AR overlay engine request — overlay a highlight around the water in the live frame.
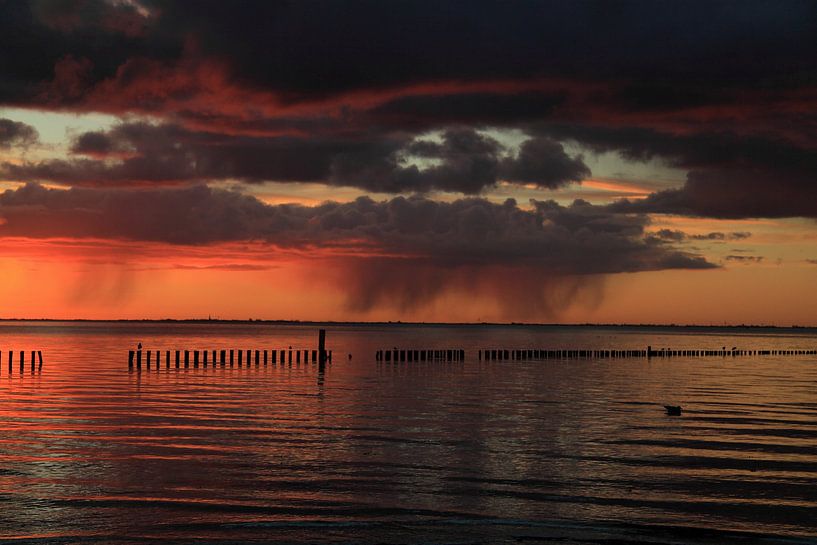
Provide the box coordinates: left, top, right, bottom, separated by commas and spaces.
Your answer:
1, 322, 816, 544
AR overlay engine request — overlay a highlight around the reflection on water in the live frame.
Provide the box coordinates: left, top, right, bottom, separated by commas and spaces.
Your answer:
0, 322, 816, 543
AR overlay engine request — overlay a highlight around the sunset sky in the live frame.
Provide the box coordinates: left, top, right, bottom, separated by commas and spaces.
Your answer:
1, 0, 816, 324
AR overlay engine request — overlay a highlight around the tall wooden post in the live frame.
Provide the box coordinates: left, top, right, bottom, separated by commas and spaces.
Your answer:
318, 329, 327, 369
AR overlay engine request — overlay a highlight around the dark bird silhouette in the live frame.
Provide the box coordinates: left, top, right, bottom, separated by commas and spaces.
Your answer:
664, 405, 682, 416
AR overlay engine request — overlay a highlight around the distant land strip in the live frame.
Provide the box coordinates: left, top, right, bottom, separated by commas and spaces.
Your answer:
0, 318, 816, 330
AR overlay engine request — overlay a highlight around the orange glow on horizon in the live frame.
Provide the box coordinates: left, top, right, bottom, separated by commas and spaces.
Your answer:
0, 233, 815, 325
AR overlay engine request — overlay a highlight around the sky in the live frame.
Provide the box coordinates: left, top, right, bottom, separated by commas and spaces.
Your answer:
1, 0, 816, 324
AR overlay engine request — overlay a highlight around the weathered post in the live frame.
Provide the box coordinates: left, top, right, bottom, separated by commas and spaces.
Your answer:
147, 350, 152, 370
318, 329, 326, 369
166, 350, 170, 368
193, 350, 199, 368
129, 350, 134, 370
30, 351, 35, 372
136, 349, 142, 371
37, 351, 43, 371
175, 350, 180, 368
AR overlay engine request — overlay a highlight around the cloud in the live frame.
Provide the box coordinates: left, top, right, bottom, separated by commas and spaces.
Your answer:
1, 1, 816, 216
0, 118, 39, 148
725, 255, 763, 263
649, 229, 752, 242
0, 182, 719, 317
0, 183, 715, 275
3, 124, 590, 193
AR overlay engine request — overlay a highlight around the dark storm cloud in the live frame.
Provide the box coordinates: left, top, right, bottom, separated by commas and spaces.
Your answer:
4, 124, 589, 193
2, 1, 815, 105
649, 229, 752, 242
366, 91, 565, 131
0, 182, 714, 273
610, 167, 817, 219
1, 0, 816, 215
725, 255, 764, 263
0, 118, 38, 148
0, 0, 177, 105
540, 124, 817, 218
142, 0, 817, 98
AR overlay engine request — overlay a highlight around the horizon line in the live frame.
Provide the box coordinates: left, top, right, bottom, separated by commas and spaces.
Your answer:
0, 318, 815, 329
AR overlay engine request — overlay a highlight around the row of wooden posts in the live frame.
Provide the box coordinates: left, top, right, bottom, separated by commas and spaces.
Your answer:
479, 346, 817, 361
128, 329, 331, 371
375, 349, 465, 362
0, 350, 44, 373
128, 347, 332, 370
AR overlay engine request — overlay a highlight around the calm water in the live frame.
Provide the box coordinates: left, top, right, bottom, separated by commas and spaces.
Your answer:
0, 322, 816, 544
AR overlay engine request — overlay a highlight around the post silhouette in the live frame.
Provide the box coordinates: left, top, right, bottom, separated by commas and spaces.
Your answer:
318, 329, 327, 370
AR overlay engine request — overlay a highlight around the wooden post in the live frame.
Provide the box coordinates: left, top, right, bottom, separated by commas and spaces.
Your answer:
264, 350, 268, 366
230, 349, 234, 366
184, 350, 189, 368
193, 350, 199, 368
318, 329, 326, 368
271, 350, 276, 364
255, 350, 260, 366
129, 350, 134, 370
238, 349, 243, 366
30, 350, 35, 371
20, 350, 24, 372
147, 350, 152, 369
166, 350, 170, 368
175, 350, 180, 368
8, 350, 12, 373
136, 349, 142, 371
37, 351, 43, 371
220, 349, 226, 366
203, 350, 208, 367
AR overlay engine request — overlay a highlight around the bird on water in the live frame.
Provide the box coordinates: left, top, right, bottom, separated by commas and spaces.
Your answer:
664, 405, 682, 416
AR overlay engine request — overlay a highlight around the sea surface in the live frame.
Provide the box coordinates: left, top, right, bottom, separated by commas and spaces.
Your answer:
0, 321, 815, 544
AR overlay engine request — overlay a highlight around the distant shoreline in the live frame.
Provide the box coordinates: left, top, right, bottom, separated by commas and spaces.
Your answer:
0, 318, 815, 331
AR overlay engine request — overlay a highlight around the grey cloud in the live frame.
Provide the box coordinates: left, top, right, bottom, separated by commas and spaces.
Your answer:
725, 255, 763, 263
0, 183, 715, 275
650, 229, 753, 242
4, 124, 590, 194
0, 118, 39, 148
